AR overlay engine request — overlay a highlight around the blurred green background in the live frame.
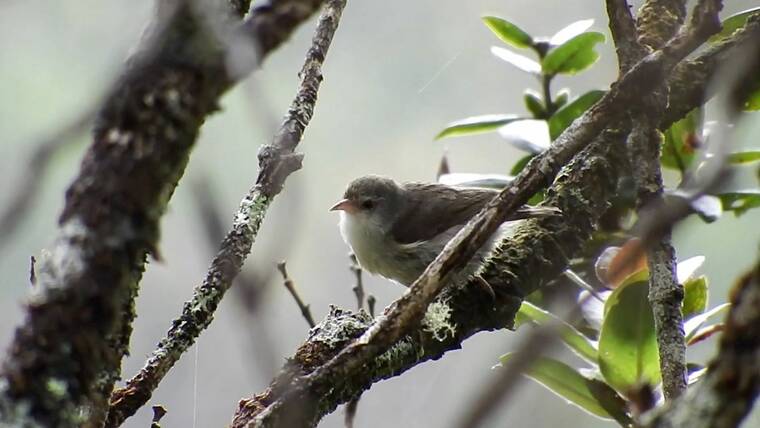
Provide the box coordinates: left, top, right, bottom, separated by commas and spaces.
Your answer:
1, 1, 759, 427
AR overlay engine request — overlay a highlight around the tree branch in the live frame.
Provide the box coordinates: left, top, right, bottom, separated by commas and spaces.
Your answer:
0, 1, 327, 427
104, 0, 347, 425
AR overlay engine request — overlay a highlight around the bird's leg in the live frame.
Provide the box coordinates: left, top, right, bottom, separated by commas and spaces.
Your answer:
474, 274, 496, 301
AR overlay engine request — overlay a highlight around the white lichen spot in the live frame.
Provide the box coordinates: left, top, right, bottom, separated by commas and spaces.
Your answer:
165, 89, 181, 107
31, 219, 92, 297
46, 378, 68, 399
106, 128, 130, 146
234, 193, 268, 232
375, 337, 418, 367
421, 299, 456, 341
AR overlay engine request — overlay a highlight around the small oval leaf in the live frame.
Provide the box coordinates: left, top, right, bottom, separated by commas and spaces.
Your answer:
662, 108, 702, 171
482, 16, 534, 49
684, 303, 730, 340
718, 190, 760, 216
491, 46, 542, 75
524, 89, 546, 119
516, 302, 598, 362
435, 114, 522, 140
497, 119, 551, 153
510, 154, 534, 175
599, 280, 661, 392
548, 90, 606, 140
708, 8, 760, 44
676, 255, 706, 284
438, 173, 513, 189
682, 275, 708, 320
542, 32, 605, 75
728, 151, 760, 164
550, 19, 595, 46
499, 354, 631, 423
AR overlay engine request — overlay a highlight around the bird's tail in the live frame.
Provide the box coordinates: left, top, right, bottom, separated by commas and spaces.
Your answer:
509, 205, 562, 220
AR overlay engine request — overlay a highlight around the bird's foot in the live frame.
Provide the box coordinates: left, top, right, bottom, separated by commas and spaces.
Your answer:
474, 275, 496, 301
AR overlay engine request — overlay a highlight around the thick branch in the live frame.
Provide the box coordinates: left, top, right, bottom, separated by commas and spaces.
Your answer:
637, 0, 687, 49
104, 1, 347, 426
0, 1, 326, 427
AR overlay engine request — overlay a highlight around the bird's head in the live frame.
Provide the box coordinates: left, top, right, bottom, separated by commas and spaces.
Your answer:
330, 175, 404, 233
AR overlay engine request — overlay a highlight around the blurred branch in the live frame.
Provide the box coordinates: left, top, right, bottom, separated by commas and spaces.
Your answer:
0, 0, 328, 426
105, 0, 347, 425
190, 177, 281, 376
0, 112, 91, 253
279, 261, 316, 328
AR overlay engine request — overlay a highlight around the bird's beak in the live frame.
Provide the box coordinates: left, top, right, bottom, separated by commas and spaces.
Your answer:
330, 198, 357, 213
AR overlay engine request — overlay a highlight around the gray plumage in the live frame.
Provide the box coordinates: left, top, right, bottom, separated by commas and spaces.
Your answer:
333, 175, 558, 287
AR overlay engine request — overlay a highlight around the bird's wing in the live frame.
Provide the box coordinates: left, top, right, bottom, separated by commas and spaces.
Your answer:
391, 183, 560, 245
390, 183, 497, 244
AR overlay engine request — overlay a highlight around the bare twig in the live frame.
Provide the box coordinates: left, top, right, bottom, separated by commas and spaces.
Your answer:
0, 112, 92, 253
349, 253, 365, 311
279, 261, 316, 328
29, 256, 37, 287
606, 0, 647, 72
150, 405, 167, 428
366, 295, 376, 318
104, 1, 346, 425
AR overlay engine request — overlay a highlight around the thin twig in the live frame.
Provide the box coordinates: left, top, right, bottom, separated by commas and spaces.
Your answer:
279, 261, 315, 328
104, 0, 344, 426
27, 256, 37, 287
366, 295, 376, 318
349, 253, 365, 311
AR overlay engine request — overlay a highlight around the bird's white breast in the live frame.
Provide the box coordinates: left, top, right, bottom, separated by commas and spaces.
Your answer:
338, 212, 423, 285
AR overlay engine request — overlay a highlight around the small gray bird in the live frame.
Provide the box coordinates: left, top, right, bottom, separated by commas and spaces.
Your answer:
330, 175, 559, 289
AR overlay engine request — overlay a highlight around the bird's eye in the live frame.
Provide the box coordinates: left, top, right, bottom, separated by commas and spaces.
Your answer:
361, 199, 375, 210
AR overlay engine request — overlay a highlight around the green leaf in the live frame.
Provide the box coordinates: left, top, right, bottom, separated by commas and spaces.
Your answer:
708, 8, 760, 44
599, 279, 661, 392
438, 173, 512, 189
661, 108, 701, 171
684, 303, 730, 341
554, 89, 570, 109
499, 354, 630, 423
718, 190, 760, 216
482, 16, 534, 49
743, 88, 760, 111
728, 151, 760, 164
510, 154, 534, 175
682, 276, 708, 320
435, 114, 522, 140
542, 32, 605, 75
524, 90, 546, 119
548, 90, 605, 140
491, 46, 542, 75
515, 302, 598, 362
550, 19, 595, 46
